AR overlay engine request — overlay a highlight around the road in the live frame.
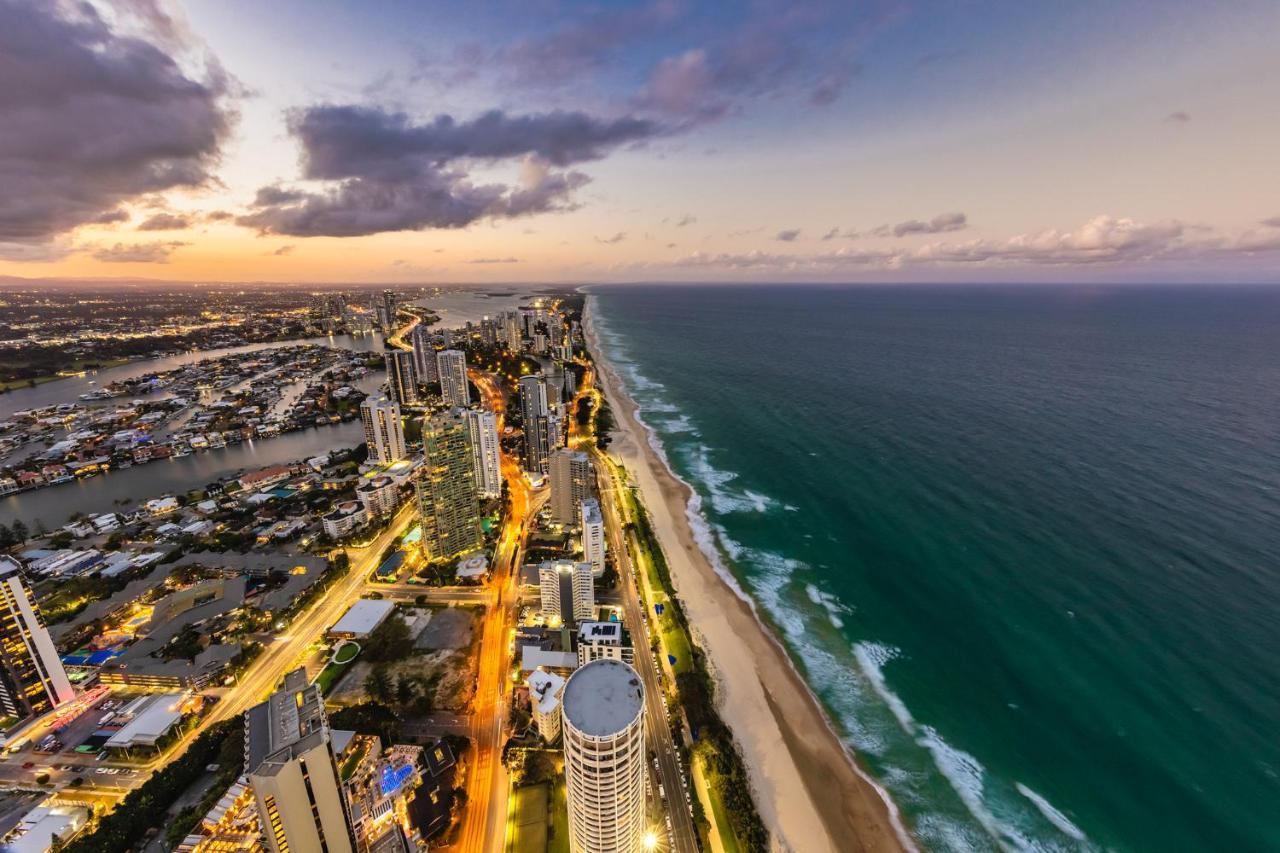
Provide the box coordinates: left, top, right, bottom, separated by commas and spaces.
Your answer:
579, 362, 701, 853
456, 369, 545, 853
4, 502, 419, 804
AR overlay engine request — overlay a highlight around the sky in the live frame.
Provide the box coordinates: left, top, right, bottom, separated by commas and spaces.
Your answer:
1, 0, 1278, 284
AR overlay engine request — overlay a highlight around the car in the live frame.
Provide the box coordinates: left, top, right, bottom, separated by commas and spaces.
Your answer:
21, 761, 34, 769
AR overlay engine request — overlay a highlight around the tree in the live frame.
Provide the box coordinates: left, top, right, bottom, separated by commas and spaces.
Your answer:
395, 676, 417, 707
363, 613, 412, 662
0, 523, 13, 548
11, 520, 28, 544
365, 666, 393, 703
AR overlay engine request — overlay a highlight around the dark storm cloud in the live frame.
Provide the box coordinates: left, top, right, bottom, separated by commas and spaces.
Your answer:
240, 105, 653, 237
0, 0, 233, 253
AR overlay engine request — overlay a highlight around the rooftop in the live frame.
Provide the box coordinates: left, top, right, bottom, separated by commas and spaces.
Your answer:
561, 659, 644, 737
330, 598, 395, 636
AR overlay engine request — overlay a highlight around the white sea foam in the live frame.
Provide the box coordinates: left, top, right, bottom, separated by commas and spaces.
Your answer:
916, 727, 1041, 853
659, 414, 698, 434
1015, 784, 1088, 843
683, 443, 782, 514
854, 642, 916, 733
805, 582, 853, 629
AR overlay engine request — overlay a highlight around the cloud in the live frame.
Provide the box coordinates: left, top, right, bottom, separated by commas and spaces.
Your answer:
468, 257, 519, 264
91, 241, 189, 263
91, 209, 131, 225
497, 0, 684, 86
1261, 216, 1280, 228
204, 210, 234, 222
596, 232, 627, 244
0, 1, 234, 249
676, 214, 697, 227
886, 211, 968, 237
1165, 111, 1191, 124
239, 105, 657, 237
270, 244, 294, 256
137, 212, 192, 231
775, 229, 801, 242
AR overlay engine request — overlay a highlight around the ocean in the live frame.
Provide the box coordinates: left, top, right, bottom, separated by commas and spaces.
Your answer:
588, 284, 1280, 852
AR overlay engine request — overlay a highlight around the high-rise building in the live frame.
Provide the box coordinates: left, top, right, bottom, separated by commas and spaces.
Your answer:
550, 449, 592, 526
561, 660, 646, 853
519, 375, 550, 474
436, 349, 470, 407
561, 368, 577, 400
245, 669, 355, 853
417, 413, 483, 560
538, 560, 594, 625
502, 312, 522, 350
0, 558, 74, 724
380, 290, 397, 331
410, 325, 438, 384
547, 410, 566, 451
386, 350, 420, 406
464, 409, 502, 499
580, 499, 606, 579
360, 395, 406, 464
480, 316, 498, 347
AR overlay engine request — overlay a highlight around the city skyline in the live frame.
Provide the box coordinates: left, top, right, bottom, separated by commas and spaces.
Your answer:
2, 0, 1278, 285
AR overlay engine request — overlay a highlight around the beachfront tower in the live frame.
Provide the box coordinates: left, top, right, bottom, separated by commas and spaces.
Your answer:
561, 660, 646, 853
580, 499, 606, 579
417, 412, 483, 560
360, 394, 406, 465
245, 668, 355, 853
464, 409, 502, 499
538, 560, 594, 625
386, 349, 420, 407
550, 449, 592, 527
437, 349, 470, 407
0, 558, 75, 725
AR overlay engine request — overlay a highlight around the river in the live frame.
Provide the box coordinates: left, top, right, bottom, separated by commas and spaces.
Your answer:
0, 333, 387, 529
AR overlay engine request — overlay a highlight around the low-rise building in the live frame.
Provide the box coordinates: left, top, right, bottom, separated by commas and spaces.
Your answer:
328, 599, 395, 639
1, 801, 89, 853
527, 668, 567, 743
357, 475, 400, 518
322, 500, 368, 539
105, 693, 187, 749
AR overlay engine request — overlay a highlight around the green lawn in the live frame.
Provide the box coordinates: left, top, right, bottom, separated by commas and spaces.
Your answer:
549, 778, 570, 853
701, 763, 743, 853
510, 783, 549, 853
315, 654, 355, 695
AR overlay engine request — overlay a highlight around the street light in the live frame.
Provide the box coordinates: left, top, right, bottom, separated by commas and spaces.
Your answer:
643, 831, 659, 850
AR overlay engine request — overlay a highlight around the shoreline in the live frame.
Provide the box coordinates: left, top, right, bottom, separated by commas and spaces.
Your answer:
584, 295, 912, 853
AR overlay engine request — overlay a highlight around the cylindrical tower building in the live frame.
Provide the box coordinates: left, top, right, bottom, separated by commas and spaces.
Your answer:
561, 659, 646, 852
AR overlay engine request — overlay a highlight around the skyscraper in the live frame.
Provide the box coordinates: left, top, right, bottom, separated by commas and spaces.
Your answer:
410, 325, 438, 384
360, 395, 406, 465
580, 499, 606, 579
502, 312, 522, 350
538, 560, 594, 625
561, 660, 646, 853
245, 668, 355, 853
547, 410, 566, 451
380, 289, 397, 331
436, 349, 470, 407
464, 409, 502, 499
386, 349, 420, 406
417, 413, 483, 560
550, 449, 592, 526
0, 558, 74, 725
519, 374, 550, 474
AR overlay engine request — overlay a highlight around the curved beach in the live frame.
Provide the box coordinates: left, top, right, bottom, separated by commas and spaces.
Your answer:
585, 296, 911, 853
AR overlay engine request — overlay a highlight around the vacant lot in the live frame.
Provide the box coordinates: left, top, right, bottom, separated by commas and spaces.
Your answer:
413, 606, 475, 650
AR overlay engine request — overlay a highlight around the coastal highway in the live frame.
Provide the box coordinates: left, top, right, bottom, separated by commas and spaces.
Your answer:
578, 363, 700, 853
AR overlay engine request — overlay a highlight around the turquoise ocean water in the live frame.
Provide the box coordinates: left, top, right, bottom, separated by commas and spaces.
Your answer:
589, 284, 1280, 852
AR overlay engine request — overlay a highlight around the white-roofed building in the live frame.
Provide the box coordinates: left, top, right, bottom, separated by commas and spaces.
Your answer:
105, 693, 186, 749
328, 599, 395, 639
527, 668, 567, 743
1, 802, 89, 853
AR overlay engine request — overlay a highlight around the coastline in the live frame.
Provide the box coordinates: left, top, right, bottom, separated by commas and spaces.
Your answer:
584, 295, 912, 853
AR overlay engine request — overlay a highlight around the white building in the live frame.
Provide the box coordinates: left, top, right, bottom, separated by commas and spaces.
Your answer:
2, 802, 89, 853
356, 475, 400, 518
105, 693, 186, 749
580, 499, 606, 579
328, 599, 395, 639
246, 669, 354, 853
561, 660, 646, 853
464, 409, 502, 498
527, 668, 567, 744
436, 349, 470, 407
550, 449, 592, 527
0, 560, 75, 723
322, 501, 367, 539
360, 395, 406, 465
539, 560, 594, 625
577, 621, 634, 667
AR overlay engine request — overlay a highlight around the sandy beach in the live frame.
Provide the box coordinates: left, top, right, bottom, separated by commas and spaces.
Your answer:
585, 298, 912, 853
